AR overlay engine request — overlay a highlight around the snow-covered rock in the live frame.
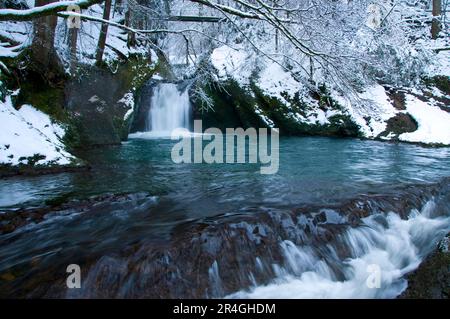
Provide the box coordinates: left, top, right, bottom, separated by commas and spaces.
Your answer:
210, 45, 252, 86
256, 62, 299, 99
210, 52, 450, 146
0, 96, 76, 166
336, 85, 398, 139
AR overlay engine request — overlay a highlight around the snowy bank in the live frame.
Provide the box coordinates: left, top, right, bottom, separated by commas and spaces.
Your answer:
209, 46, 353, 130
210, 45, 450, 146
333, 85, 398, 139
399, 94, 450, 145
0, 96, 76, 167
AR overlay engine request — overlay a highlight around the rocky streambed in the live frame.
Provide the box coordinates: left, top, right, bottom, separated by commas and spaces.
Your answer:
1, 178, 449, 298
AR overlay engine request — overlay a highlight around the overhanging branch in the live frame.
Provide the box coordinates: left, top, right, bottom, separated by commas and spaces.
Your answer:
0, 0, 103, 21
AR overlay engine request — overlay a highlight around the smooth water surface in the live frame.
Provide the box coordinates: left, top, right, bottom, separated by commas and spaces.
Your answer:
1, 137, 450, 212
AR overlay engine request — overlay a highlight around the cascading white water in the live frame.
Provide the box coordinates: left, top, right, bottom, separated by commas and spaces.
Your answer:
147, 83, 191, 135
227, 200, 450, 299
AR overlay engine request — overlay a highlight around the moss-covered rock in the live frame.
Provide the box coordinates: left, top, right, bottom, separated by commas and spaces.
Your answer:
400, 234, 450, 299
3, 50, 158, 151
191, 77, 361, 137
252, 81, 360, 137
64, 55, 157, 148
191, 79, 266, 130
423, 75, 450, 95
378, 113, 418, 140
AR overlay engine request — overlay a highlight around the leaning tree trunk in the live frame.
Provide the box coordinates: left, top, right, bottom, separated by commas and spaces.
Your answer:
431, 0, 442, 39
95, 0, 112, 64
31, 0, 65, 85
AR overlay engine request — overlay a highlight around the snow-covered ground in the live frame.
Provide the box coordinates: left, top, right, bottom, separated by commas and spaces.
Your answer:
334, 84, 398, 139
0, 95, 76, 166
399, 94, 450, 145
256, 62, 300, 99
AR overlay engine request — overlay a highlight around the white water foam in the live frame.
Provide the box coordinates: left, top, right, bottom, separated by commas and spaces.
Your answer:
227, 200, 450, 299
128, 82, 193, 139
129, 129, 205, 140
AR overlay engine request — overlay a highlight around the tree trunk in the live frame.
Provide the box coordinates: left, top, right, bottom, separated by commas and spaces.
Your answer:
69, 27, 78, 72
95, 0, 112, 64
431, 0, 442, 39
31, 0, 64, 85
125, 7, 136, 47
275, 29, 279, 53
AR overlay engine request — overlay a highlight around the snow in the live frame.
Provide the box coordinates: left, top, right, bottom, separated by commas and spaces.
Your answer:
0, 3, 153, 69
425, 38, 450, 77
399, 94, 450, 145
0, 21, 30, 44
0, 21, 30, 59
333, 85, 450, 145
0, 96, 76, 166
307, 109, 329, 126
0, 0, 96, 18
256, 62, 300, 99
151, 73, 163, 80
254, 105, 275, 128
210, 45, 251, 85
0, 43, 22, 58
431, 50, 450, 77
335, 85, 398, 138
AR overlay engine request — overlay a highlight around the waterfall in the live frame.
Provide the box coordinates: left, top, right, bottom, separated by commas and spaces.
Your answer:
129, 82, 191, 138
147, 83, 191, 134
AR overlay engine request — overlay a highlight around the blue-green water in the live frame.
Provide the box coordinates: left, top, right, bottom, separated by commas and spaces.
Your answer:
1, 136, 450, 213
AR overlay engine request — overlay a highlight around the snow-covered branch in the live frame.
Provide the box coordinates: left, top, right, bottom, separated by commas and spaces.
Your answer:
0, 0, 103, 21
57, 11, 233, 46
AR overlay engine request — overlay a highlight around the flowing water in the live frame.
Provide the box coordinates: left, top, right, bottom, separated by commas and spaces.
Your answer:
0, 137, 450, 298
130, 82, 191, 138
1, 83, 450, 298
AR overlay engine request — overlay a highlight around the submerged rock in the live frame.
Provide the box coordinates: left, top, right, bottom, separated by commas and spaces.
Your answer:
0, 192, 156, 235
1, 179, 448, 298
